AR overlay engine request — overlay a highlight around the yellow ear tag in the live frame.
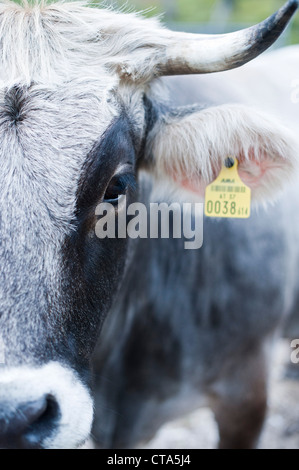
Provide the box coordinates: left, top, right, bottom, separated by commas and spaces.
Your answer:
205, 157, 251, 219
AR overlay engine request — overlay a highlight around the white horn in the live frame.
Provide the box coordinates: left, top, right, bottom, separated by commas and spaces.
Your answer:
157, 0, 298, 76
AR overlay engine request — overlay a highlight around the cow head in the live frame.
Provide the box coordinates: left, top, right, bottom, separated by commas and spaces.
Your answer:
0, 0, 297, 448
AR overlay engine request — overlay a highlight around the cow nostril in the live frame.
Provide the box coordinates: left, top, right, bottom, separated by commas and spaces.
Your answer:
0, 395, 60, 448
22, 395, 60, 448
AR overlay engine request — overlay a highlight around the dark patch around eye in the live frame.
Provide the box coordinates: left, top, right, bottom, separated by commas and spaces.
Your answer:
75, 113, 136, 218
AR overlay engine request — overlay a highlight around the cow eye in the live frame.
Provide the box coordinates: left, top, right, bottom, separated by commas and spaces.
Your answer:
103, 173, 135, 204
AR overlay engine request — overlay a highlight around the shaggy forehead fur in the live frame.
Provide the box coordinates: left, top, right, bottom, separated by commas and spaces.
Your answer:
0, 80, 117, 358
0, 80, 117, 235
0, 0, 167, 86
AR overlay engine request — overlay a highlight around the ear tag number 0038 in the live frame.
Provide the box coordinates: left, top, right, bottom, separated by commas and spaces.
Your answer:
204, 158, 251, 219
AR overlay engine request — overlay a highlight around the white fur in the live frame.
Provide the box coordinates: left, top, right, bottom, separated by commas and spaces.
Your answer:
0, 362, 93, 448
0, 0, 169, 85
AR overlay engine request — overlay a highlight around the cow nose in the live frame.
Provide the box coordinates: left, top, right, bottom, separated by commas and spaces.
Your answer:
0, 395, 60, 449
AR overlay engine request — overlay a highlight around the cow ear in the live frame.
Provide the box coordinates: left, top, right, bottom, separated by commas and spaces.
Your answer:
144, 104, 299, 202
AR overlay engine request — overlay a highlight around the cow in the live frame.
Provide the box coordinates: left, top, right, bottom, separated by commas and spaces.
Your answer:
0, 0, 298, 449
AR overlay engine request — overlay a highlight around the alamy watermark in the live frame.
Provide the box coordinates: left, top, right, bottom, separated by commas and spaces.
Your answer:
291, 339, 299, 364
95, 197, 204, 250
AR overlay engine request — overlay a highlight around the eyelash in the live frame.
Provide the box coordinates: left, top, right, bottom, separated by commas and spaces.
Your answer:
103, 173, 136, 204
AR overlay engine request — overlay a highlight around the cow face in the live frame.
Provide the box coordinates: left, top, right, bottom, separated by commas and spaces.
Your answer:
0, 0, 297, 449
0, 81, 146, 448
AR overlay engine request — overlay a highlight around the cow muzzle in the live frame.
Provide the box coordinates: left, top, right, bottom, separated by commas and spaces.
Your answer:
0, 362, 93, 449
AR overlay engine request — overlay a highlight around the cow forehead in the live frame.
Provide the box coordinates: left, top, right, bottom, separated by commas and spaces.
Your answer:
0, 80, 118, 149
0, 82, 123, 351
0, 82, 120, 234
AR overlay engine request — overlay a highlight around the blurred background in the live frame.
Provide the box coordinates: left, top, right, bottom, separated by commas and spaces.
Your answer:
100, 0, 299, 44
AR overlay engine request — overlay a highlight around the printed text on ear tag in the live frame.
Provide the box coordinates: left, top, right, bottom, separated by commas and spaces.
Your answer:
204, 157, 251, 219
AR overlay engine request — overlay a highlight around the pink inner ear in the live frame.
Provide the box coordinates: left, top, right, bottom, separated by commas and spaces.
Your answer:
238, 148, 269, 190
170, 147, 278, 196
170, 162, 222, 198
179, 177, 206, 198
